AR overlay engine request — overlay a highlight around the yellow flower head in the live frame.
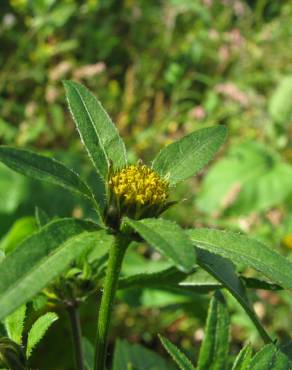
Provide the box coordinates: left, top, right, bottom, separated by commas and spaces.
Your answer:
109, 163, 169, 206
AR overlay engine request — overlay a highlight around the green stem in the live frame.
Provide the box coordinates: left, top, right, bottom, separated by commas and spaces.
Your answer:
67, 303, 86, 370
94, 235, 129, 370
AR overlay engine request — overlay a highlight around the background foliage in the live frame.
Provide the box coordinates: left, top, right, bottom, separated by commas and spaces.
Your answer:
0, 0, 292, 369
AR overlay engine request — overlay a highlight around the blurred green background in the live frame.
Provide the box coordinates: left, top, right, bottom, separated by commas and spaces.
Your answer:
1, 0, 292, 369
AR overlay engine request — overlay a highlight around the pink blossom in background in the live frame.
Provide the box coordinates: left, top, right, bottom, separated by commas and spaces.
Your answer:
215, 82, 249, 106
49, 61, 72, 81
188, 106, 206, 120
219, 45, 230, 63
73, 62, 106, 79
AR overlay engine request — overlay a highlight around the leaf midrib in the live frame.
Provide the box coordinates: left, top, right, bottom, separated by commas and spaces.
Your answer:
74, 85, 109, 167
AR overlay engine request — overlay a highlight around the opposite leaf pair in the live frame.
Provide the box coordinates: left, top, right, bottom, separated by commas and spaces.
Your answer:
0, 305, 57, 370
0, 81, 227, 230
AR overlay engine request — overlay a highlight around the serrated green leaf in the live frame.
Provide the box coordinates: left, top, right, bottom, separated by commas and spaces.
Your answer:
152, 126, 227, 185
0, 146, 94, 203
26, 312, 58, 359
188, 228, 292, 291
197, 249, 272, 343
0, 218, 98, 320
231, 344, 252, 370
197, 290, 229, 370
0, 217, 37, 254
63, 80, 127, 179
125, 218, 196, 272
112, 339, 175, 370
249, 344, 292, 370
159, 335, 195, 370
4, 305, 26, 345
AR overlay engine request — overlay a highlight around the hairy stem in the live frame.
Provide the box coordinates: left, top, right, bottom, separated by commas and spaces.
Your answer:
67, 303, 86, 370
94, 235, 129, 370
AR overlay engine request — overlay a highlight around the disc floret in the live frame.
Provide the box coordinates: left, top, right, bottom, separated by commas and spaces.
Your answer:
106, 163, 169, 227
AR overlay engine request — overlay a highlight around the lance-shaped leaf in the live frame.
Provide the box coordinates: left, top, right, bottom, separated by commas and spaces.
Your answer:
197, 290, 230, 370
4, 305, 26, 345
0, 146, 94, 203
197, 249, 272, 344
249, 344, 292, 370
159, 335, 196, 370
188, 228, 292, 291
0, 218, 98, 320
124, 218, 196, 273
26, 312, 58, 358
64, 80, 127, 180
152, 126, 227, 185
232, 345, 252, 370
